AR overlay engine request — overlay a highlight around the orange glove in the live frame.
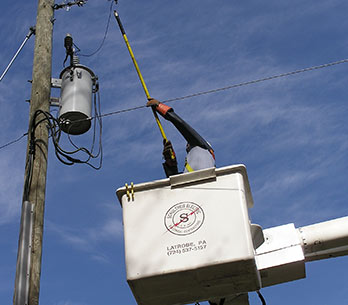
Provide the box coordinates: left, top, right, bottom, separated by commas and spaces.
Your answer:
146, 98, 172, 116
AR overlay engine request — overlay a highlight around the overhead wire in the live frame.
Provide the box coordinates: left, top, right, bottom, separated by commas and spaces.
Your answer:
76, 0, 114, 57
162, 58, 348, 104
98, 57, 348, 117
0, 133, 28, 150
0, 27, 35, 82
1, 56, 348, 152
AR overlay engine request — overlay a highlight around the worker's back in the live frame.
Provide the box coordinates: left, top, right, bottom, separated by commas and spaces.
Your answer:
184, 146, 215, 173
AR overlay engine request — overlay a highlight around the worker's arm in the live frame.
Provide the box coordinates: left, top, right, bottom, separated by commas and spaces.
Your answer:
147, 99, 213, 152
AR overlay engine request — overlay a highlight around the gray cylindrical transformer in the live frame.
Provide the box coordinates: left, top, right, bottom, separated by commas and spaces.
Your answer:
59, 65, 97, 135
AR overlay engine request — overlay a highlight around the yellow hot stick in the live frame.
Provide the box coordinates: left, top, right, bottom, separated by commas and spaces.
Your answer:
114, 10, 167, 141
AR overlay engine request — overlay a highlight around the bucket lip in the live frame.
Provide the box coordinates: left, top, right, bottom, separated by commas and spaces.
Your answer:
59, 64, 96, 79
115, 164, 254, 208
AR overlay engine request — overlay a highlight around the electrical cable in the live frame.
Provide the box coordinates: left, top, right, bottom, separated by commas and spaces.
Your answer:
257, 291, 266, 305
96, 57, 348, 119
66, 91, 103, 169
76, 0, 114, 57
2, 56, 348, 151
27, 108, 103, 169
162, 58, 348, 104
23, 153, 34, 201
0, 27, 35, 82
93, 57, 348, 119
0, 133, 28, 150
23, 110, 44, 201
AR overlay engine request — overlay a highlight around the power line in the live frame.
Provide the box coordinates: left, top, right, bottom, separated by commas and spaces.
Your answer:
76, 0, 114, 57
101, 57, 348, 116
2, 57, 348, 151
0, 27, 35, 82
162, 58, 348, 103
0, 133, 28, 150
100, 104, 146, 118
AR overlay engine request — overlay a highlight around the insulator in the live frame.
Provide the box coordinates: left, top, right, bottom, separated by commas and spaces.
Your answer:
72, 55, 80, 66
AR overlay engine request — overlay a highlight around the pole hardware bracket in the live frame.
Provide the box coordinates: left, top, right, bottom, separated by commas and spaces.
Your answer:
50, 97, 60, 107
25, 97, 60, 107
29, 78, 62, 88
53, 0, 87, 11
51, 78, 62, 88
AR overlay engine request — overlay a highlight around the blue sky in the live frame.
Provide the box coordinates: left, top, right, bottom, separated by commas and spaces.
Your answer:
1, 0, 348, 304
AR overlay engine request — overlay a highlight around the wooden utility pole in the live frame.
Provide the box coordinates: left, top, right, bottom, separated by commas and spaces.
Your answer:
13, 1, 54, 305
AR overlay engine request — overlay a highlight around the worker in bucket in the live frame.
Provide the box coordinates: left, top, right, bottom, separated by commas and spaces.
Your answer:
146, 98, 215, 177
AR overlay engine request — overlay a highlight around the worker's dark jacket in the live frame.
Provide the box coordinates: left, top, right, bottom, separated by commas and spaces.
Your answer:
154, 103, 215, 175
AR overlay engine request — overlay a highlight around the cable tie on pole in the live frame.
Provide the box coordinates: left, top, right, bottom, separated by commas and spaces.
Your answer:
29, 139, 36, 156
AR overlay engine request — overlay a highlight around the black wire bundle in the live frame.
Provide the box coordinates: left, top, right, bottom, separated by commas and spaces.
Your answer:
257, 291, 266, 305
65, 91, 103, 169
28, 92, 103, 170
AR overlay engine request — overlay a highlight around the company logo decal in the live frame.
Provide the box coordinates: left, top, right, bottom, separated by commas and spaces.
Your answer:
164, 202, 205, 236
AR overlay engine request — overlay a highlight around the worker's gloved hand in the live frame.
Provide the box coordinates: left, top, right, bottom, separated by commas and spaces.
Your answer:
146, 98, 172, 116
162, 140, 178, 177
163, 140, 176, 164
146, 98, 160, 107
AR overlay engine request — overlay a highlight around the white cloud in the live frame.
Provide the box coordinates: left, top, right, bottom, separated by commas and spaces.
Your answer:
0, 146, 25, 225
45, 204, 123, 263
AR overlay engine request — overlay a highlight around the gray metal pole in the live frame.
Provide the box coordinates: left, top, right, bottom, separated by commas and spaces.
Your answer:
13, 201, 34, 305
13, 1, 54, 305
